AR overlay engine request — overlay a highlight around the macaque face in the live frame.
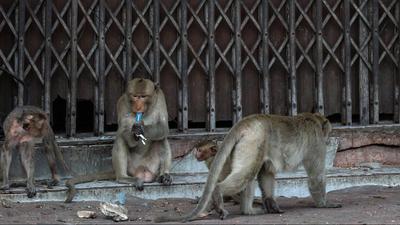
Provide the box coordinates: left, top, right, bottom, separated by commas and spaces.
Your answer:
193, 143, 217, 161
20, 114, 46, 138
129, 93, 150, 113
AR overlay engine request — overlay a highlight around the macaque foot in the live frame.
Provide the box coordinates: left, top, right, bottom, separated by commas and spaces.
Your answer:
217, 208, 229, 220
316, 202, 342, 208
0, 184, 10, 191
158, 173, 172, 185
26, 186, 37, 198
116, 177, 144, 191
135, 181, 144, 191
46, 179, 59, 188
264, 198, 284, 214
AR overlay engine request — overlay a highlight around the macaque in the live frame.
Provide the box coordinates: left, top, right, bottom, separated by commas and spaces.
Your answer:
155, 113, 341, 222
65, 78, 172, 202
193, 140, 262, 214
1, 106, 68, 198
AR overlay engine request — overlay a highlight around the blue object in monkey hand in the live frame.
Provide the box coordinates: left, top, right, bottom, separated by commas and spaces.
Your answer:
132, 112, 146, 144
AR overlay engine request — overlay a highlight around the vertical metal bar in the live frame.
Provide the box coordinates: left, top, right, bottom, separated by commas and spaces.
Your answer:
153, 0, 160, 86
125, 0, 132, 81
372, 0, 379, 124
17, 0, 26, 106
98, 0, 105, 135
315, 0, 324, 115
289, 0, 297, 116
94, 4, 99, 134
358, 0, 369, 125
234, 0, 242, 122
44, 0, 52, 115
94, 2, 99, 134
69, 0, 78, 136
343, 0, 352, 125
180, 0, 188, 131
208, 0, 216, 131
260, 0, 270, 114
395, 0, 400, 123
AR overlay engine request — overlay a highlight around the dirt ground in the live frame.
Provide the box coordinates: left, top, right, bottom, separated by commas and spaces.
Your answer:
0, 185, 399, 224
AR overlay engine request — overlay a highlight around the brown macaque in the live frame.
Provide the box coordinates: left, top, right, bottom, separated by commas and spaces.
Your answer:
65, 78, 172, 202
1, 106, 68, 198
192, 140, 262, 214
155, 113, 341, 222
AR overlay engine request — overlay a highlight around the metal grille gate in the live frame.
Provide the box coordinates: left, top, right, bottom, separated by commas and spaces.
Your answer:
0, 0, 399, 136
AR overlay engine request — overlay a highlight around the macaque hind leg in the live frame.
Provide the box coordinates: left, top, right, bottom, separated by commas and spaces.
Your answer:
214, 157, 262, 219
303, 152, 341, 208
258, 161, 283, 213
1, 144, 12, 190
240, 180, 264, 215
112, 137, 144, 190
20, 142, 36, 198
157, 139, 172, 185
43, 140, 60, 187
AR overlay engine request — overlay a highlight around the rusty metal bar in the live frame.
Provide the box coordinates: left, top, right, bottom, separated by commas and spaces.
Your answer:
94, 2, 100, 134
17, 0, 26, 106
395, 0, 400, 123
207, 0, 216, 131
97, 0, 105, 135
234, 0, 242, 122
125, 0, 132, 81
44, 0, 52, 115
153, 0, 160, 86
69, 0, 78, 136
260, 0, 270, 114
289, 0, 297, 116
315, 0, 324, 115
358, 0, 369, 125
180, 0, 188, 131
343, 0, 352, 125
372, 0, 379, 124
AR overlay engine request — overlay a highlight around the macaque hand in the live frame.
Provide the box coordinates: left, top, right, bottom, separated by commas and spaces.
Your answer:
131, 123, 144, 141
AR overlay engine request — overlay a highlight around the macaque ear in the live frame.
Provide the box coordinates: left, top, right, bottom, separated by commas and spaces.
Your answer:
321, 119, 332, 137
37, 113, 47, 120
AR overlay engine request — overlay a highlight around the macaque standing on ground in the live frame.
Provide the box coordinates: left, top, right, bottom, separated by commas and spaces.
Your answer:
155, 113, 341, 222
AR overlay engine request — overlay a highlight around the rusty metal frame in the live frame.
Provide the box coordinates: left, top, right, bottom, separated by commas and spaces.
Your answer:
0, 0, 399, 136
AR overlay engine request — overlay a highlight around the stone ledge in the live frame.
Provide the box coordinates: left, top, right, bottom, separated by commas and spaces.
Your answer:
1, 167, 399, 203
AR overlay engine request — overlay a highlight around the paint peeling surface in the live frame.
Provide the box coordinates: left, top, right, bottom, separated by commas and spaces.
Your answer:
1, 167, 399, 203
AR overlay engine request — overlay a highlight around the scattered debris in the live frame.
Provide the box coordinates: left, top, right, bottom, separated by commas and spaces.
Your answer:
100, 202, 128, 222
174, 207, 182, 214
371, 195, 386, 199
0, 199, 12, 208
77, 210, 97, 219
56, 219, 67, 223
359, 162, 381, 169
114, 192, 126, 205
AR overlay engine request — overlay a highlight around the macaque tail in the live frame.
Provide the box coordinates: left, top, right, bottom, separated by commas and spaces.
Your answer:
65, 171, 115, 203
45, 130, 70, 173
154, 130, 240, 223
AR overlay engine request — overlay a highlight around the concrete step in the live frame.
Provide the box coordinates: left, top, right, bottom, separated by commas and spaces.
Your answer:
5, 136, 339, 180
2, 167, 399, 203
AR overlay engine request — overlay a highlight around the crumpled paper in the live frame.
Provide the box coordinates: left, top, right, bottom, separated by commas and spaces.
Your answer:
100, 202, 129, 222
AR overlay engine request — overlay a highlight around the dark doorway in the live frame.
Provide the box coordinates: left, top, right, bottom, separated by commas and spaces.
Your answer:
52, 96, 66, 133
76, 99, 94, 132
